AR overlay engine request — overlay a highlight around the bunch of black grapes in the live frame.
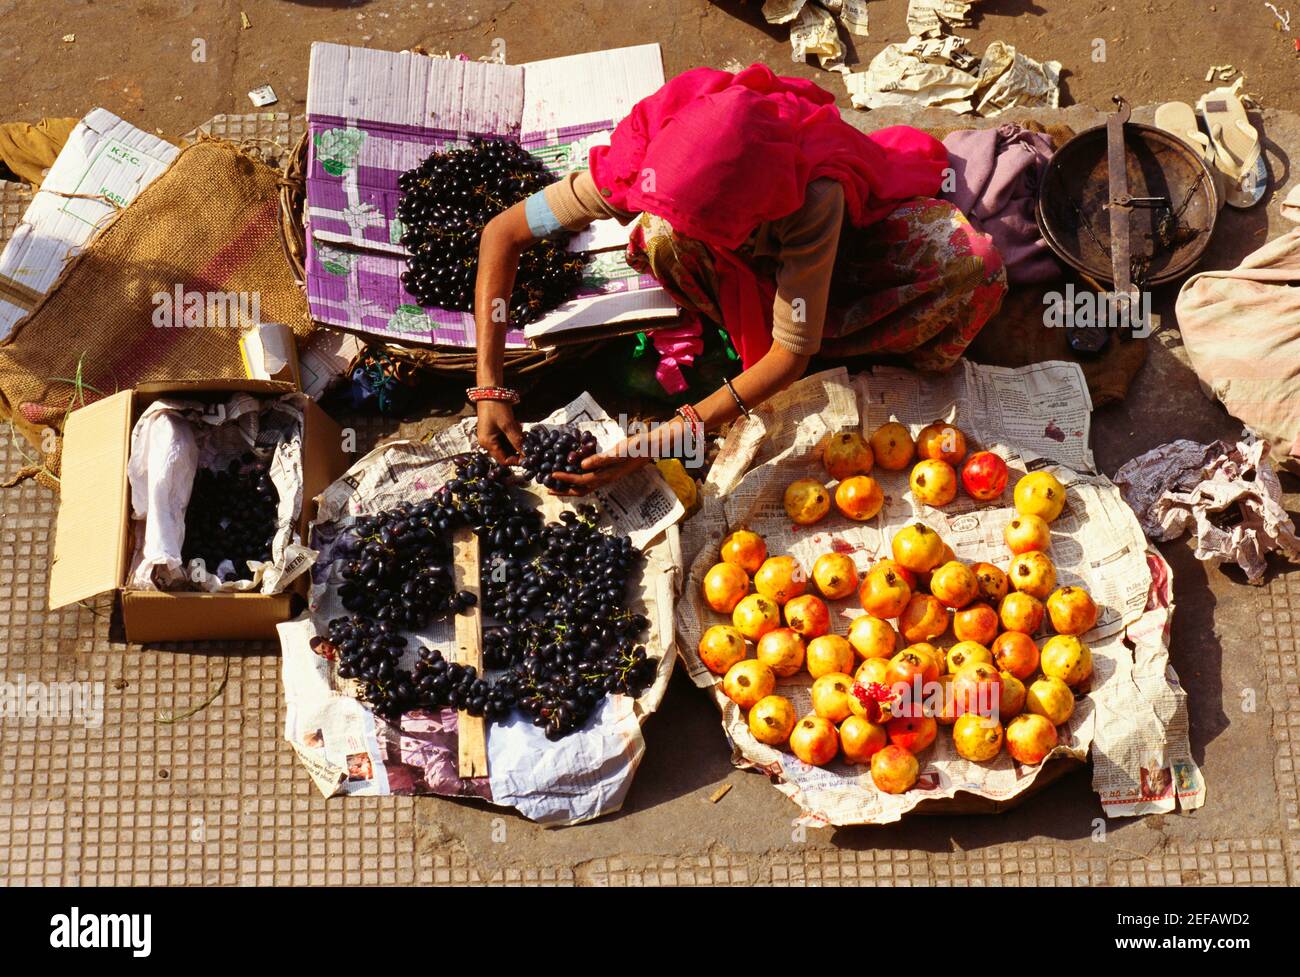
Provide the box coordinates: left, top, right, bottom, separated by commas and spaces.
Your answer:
327, 454, 658, 738
334, 502, 467, 629
396, 138, 586, 325
183, 456, 278, 581
519, 425, 599, 490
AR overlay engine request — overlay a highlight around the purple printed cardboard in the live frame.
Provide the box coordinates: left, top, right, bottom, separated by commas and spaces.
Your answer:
303, 43, 679, 349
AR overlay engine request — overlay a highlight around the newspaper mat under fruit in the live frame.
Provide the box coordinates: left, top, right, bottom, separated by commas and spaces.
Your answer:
278, 392, 684, 824
676, 364, 1204, 826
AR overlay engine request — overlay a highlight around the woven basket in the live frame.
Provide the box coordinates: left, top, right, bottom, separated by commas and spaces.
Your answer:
278, 133, 607, 380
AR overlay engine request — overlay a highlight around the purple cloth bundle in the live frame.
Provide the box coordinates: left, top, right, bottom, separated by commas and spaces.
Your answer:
941, 123, 1062, 285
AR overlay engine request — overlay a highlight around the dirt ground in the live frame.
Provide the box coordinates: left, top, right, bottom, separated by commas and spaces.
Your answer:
1, 0, 1299, 887
4, 1, 1299, 139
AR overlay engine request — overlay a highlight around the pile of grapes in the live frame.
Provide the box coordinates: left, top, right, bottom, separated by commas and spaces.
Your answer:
182, 456, 278, 582
396, 139, 586, 325
326, 451, 658, 739
519, 425, 600, 490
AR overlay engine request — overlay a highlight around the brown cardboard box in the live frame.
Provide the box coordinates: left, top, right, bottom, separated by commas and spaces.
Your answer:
48, 378, 348, 643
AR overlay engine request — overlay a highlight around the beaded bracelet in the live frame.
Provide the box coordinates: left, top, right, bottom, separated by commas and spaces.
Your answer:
466, 385, 521, 405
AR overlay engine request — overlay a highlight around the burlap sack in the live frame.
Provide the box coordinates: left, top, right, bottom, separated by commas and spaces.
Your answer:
0, 138, 313, 487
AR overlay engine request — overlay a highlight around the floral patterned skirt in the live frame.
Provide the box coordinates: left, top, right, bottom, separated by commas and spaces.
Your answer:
627, 198, 1007, 372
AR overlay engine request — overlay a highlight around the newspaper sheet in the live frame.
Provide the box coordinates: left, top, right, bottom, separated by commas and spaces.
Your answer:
762, 0, 869, 73
125, 393, 312, 595
676, 365, 1203, 825
845, 35, 1061, 117
907, 0, 984, 37
1114, 438, 1300, 584
280, 393, 684, 824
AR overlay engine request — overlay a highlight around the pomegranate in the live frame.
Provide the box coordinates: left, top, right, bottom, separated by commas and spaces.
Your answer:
961, 451, 1009, 502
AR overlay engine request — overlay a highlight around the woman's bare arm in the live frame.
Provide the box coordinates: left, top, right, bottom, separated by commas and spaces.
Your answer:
473, 202, 537, 463
550, 343, 810, 493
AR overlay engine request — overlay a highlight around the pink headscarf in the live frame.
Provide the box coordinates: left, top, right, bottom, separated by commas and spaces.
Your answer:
590, 64, 950, 369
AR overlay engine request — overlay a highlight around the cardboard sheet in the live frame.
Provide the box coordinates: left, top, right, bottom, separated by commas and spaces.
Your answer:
303, 43, 678, 349
0, 108, 177, 340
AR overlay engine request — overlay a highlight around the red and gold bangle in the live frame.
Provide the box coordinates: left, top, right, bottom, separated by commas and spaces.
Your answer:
674, 403, 704, 436
467, 385, 520, 405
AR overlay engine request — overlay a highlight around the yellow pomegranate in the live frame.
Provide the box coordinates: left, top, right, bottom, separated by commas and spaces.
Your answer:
722, 659, 775, 709
909, 459, 958, 507
946, 640, 993, 673
998, 592, 1045, 634
1040, 634, 1093, 687
834, 475, 884, 521
929, 560, 979, 609
891, 523, 946, 574
754, 555, 807, 605
848, 614, 898, 660
1014, 470, 1067, 522
973, 562, 1009, 603
822, 430, 874, 480
812, 552, 859, 600
915, 421, 968, 465
1046, 586, 1098, 635
859, 565, 912, 619
953, 714, 1004, 762
839, 715, 888, 764
952, 601, 999, 645
1008, 551, 1057, 600
806, 634, 855, 678
869, 421, 915, 471
871, 744, 920, 793
697, 624, 747, 675
1005, 713, 1059, 764
702, 562, 749, 614
719, 529, 767, 575
998, 671, 1026, 718
1004, 513, 1052, 555
784, 478, 831, 526
748, 694, 797, 746
789, 714, 840, 766
898, 593, 949, 644
755, 627, 806, 678
853, 656, 891, 689
952, 661, 1003, 718
783, 593, 830, 638
811, 672, 857, 723
1025, 676, 1074, 726
731, 593, 781, 641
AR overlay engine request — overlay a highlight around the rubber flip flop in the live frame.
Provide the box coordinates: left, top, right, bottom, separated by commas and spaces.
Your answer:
1154, 101, 1224, 210
1197, 79, 1268, 208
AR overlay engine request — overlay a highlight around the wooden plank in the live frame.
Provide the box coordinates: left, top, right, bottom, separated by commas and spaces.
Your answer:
451, 528, 489, 778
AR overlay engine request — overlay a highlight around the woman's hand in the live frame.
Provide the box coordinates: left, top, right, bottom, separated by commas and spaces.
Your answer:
549, 429, 659, 496
476, 400, 524, 465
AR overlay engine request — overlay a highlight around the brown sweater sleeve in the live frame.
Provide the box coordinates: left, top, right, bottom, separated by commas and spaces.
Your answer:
542, 170, 634, 230
769, 179, 844, 357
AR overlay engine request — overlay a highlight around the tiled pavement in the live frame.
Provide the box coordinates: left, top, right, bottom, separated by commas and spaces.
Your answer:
1, 114, 1297, 886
